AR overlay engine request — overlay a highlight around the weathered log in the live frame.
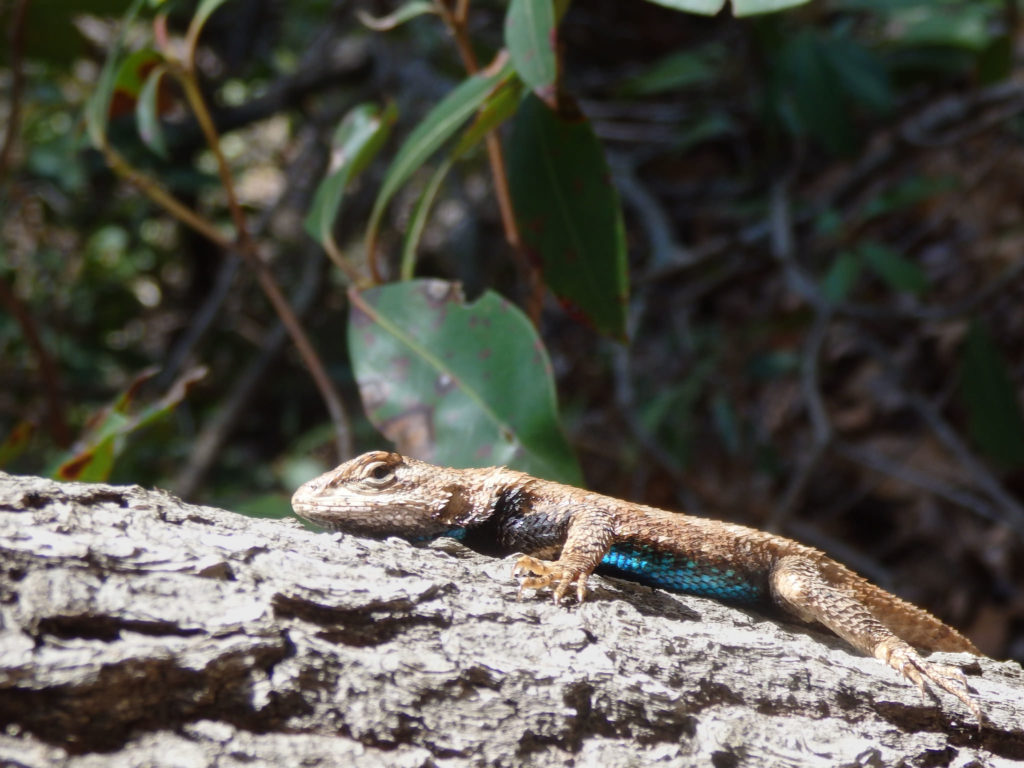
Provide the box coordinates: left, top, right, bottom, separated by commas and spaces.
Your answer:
1, 471, 1022, 767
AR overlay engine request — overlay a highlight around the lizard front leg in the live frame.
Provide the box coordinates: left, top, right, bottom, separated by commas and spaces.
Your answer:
770, 555, 981, 721
513, 508, 615, 603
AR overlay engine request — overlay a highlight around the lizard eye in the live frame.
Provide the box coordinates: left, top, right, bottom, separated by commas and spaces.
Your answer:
363, 462, 395, 487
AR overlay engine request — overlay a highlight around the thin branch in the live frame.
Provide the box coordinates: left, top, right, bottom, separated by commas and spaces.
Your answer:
0, 274, 70, 447
172, 241, 328, 498
172, 65, 353, 459
0, 0, 28, 188
835, 441, 1008, 530
766, 178, 834, 531
856, 332, 1024, 540
434, 0, 544, 324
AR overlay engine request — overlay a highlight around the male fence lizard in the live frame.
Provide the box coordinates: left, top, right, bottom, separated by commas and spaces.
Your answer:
291, 450, 983, 721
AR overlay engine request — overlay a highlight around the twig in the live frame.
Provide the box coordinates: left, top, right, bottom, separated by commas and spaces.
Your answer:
172, 241, 328, 498
608, 151, 697, 273
433, 0, 544, 323
835, 441, 1006, 529
766, 178, 834, 531
0, 274, 70, 447
161, 63, 352, 459
98, 117, 352, 459
912, 397, 1024, 537
856, 332, 1024, 540
0, 0, 28, 188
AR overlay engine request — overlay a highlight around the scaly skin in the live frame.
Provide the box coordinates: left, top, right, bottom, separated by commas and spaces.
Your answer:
291, 450, 984, 721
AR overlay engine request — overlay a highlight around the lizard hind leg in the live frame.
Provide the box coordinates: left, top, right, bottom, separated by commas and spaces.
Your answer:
769, 555, 982, 722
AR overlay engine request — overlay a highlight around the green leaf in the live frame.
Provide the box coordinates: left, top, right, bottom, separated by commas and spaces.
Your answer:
113, 49, 163, 101
642, 0, 810, 15
504, 0, 557, 92
451, 77, 524, 158
305, 103, 396, 250
776, 31, 854, 154
84, 0, 148, 148
774, 30, 890, 154
859, 242, 928, 295
825, 35, 892, 114
50, 366, 207, 482
356, 0, 437, 31
188, 0, 234, 44
506, 94, 629, 340
863, 175, 954, 219
731, 0, 811, 14
821, 250, 861, 303
136, 63, 169, 158
958, 321, 1024, 469
711, 393, 741, 455
348, 279, 581, 484
399, 157, 453, 280
618, 44, 724, 96
0, 422, 33, 469
643, 0, 725, 14
365, 63, 513, 259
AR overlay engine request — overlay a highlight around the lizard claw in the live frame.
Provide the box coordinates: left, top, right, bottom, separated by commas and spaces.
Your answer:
513, 555, 589, 604
875, 638, 982, 724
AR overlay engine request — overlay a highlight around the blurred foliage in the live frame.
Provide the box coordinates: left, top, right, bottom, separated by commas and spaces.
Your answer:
2, 0, 1024, 659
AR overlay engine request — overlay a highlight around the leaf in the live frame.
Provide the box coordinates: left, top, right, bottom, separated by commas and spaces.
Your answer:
641, 0, 810, 15
642, 0, 725, 13
136, 63, 169, 158
711, 393, 741, 455
348, 279, 581, 484
84, 0, 148, 147
958, 321, 1024, 469
821, 250, 861, 303
863, 175, 954, 219
51, 366, 207, 482
0, 421, 34, 469
399, 157, 453, 280
504, 0, 557, 92
618, 44, 724, 96
731, 0, 812, 14
185, 0, 234, 57
506, 94, 629, 340
776, 30, 855, 154
774, 30, 889, 155
825, 35, 892, 114
305, 103, 396, 251
365, 62, 513, 262
451, 77, 524, 158
859, 242, 928, 295
356, 0, 437, 30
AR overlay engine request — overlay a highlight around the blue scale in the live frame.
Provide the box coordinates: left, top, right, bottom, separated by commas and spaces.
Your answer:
601, 543, 763, 603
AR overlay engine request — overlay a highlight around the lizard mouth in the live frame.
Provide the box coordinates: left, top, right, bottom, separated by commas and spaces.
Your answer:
290, 489, 455, 540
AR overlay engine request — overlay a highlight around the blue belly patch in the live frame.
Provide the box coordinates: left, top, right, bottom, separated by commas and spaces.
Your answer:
601, 543, 763, 603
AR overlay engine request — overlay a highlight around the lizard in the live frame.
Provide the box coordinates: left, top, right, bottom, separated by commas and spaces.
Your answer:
291, 450, 984, 721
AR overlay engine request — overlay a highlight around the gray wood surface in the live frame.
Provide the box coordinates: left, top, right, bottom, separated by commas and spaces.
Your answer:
1, 471, 1022, 767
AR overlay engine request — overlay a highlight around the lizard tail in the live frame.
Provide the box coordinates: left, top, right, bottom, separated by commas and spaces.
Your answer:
826, 561, 981, 654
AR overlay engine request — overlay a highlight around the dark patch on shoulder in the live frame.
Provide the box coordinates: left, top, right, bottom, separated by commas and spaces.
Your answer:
492, 484, 534, 521
459, 484, 536, 556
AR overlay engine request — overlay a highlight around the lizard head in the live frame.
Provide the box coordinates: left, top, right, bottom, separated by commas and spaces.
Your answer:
291, 450, 477, 540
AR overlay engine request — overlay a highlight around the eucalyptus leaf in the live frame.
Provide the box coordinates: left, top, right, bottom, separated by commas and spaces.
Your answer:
365, 62, 513, 260
348, 279, 581, 484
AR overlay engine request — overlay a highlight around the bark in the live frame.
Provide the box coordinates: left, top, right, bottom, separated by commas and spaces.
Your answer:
1, 471, 1022, 767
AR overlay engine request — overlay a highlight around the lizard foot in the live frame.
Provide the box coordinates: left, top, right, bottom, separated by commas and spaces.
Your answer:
513, 556, 589, 604
874, 638, 983, 723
